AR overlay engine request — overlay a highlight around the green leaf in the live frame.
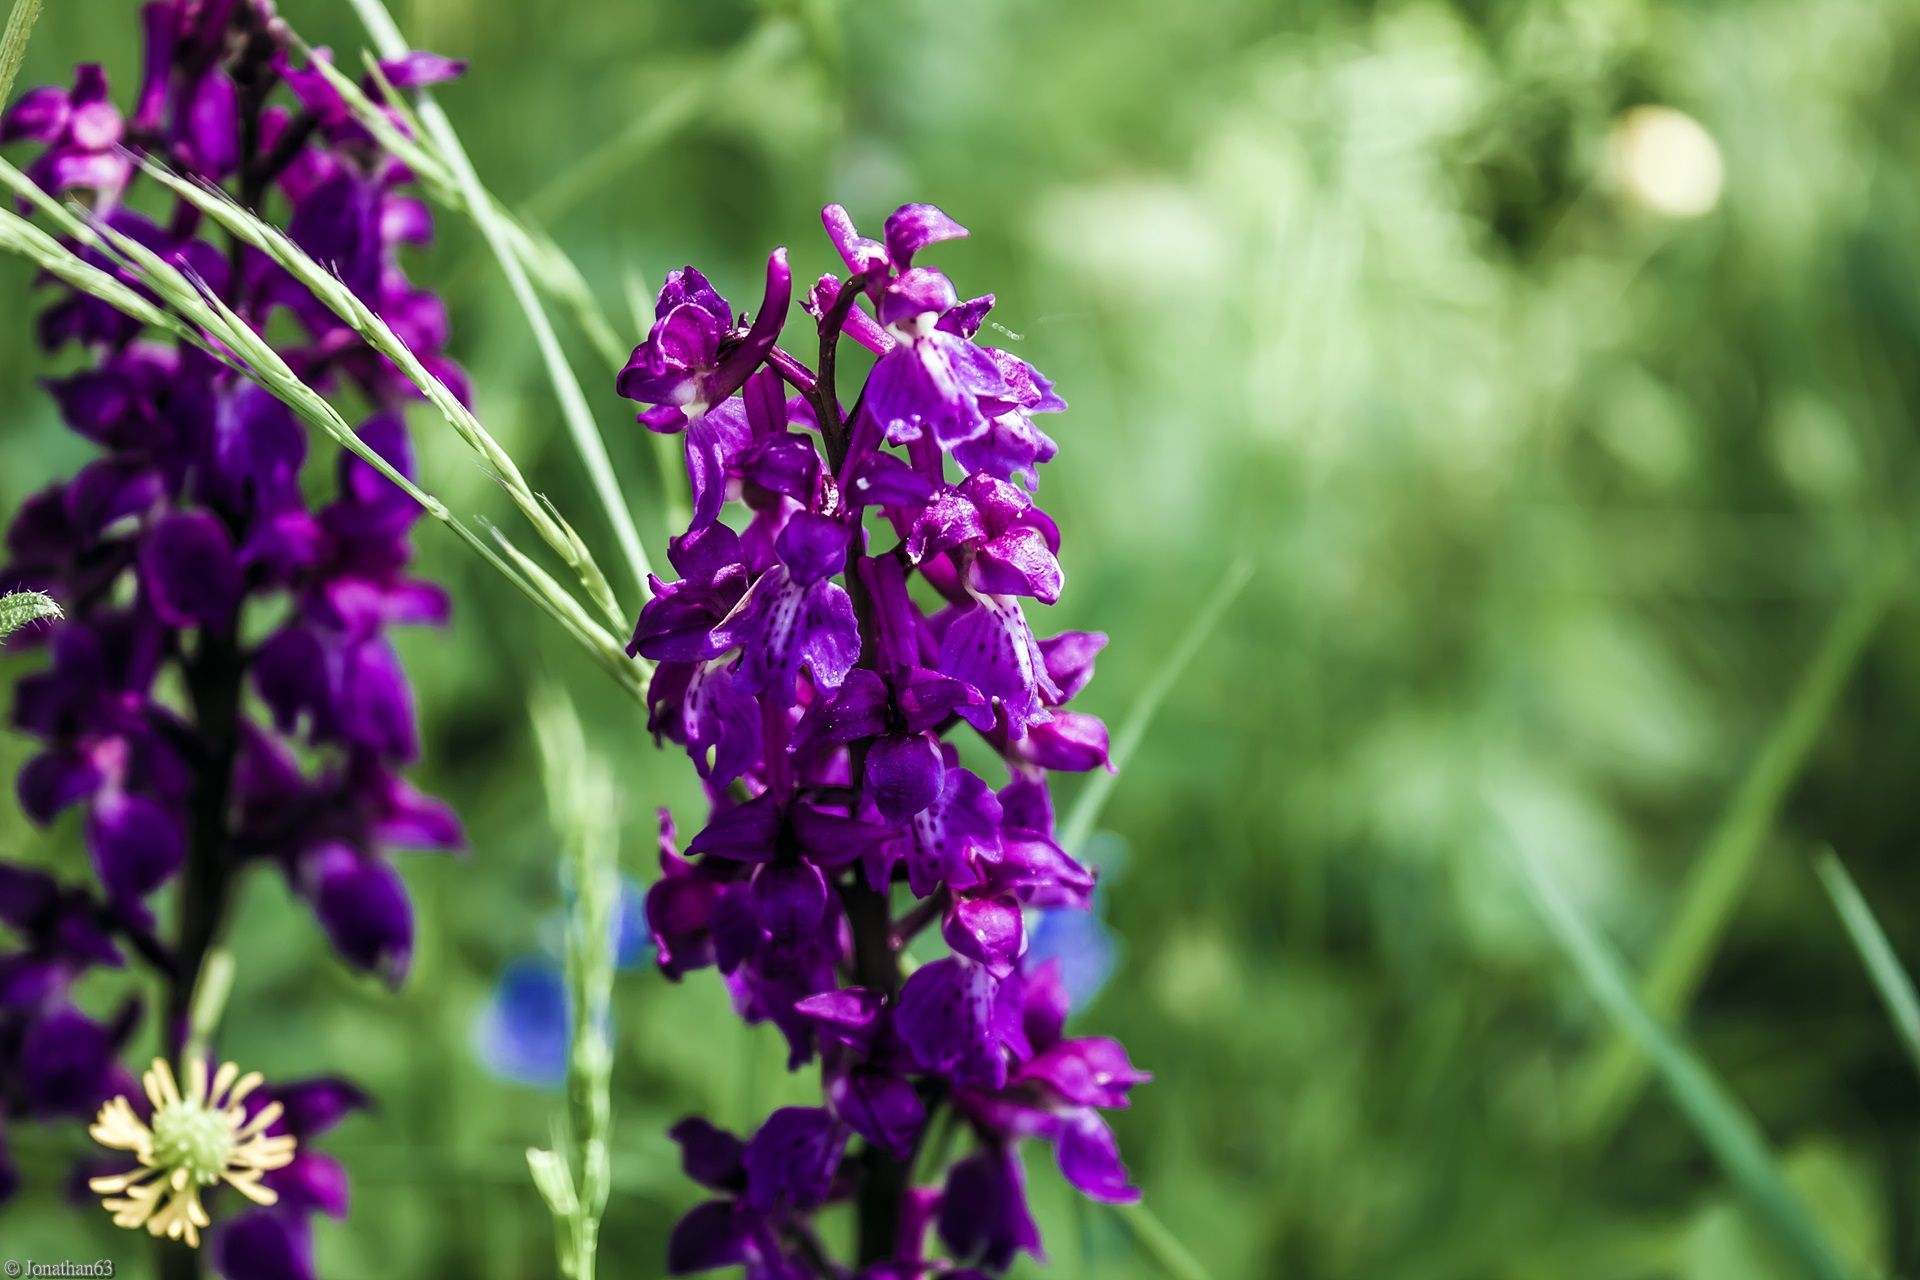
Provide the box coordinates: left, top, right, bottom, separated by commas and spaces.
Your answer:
1813, 847, 1920, 1087
1058, 556, 1253, 854
1570, 538, 1908, 1138
1505, 826, 1864, 1280
0, 588, 59, 641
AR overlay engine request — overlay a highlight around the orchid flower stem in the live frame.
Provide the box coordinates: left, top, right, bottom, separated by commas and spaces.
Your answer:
766, 345, 821, 399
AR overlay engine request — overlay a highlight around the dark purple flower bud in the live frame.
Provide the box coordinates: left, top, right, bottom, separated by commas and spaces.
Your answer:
1052, 1108, 1139, 1203
938, 1149, 1043, 1271
18, 1006, 121, 1118
942, 894, 1025, 979
1014, 710, 1112, 773
139, 511, 241, 628
300, 842, 412, 986
671, 1116, 749, 1194
177, 68, 240, 175
751, 861, 830, 946
17, 751, 103, 824
742, 1106, 843, 1212
213, 1211, 317, 1280
85, 790, 184, 903
827, 1068, 924, 1160
667, 1199, 749, 1275
866, 731, 945, 823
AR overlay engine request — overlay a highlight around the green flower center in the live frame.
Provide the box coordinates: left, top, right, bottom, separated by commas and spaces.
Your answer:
149, 1101, 234, 1184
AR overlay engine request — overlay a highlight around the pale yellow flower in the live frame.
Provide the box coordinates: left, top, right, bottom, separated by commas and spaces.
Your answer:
87, 1057, 297, 1248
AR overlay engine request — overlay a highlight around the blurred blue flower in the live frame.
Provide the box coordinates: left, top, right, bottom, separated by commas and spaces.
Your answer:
471, 957, 568, 1089
1026, 904, 1117, 1010
537, 873, 654, 970
476, 876, 652, 1088
611, 873, 652, 969
1026, 833, 1126, 1009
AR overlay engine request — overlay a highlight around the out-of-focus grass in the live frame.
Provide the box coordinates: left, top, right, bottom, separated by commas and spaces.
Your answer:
5, 0, 1920, 1277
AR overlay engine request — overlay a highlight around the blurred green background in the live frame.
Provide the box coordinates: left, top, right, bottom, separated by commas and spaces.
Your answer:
6, 0, 1920, 1276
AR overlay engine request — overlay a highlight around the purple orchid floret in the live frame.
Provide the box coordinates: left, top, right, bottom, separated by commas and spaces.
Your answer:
618, 252, 795, 432
0, 7, 467, 1272
630, 203, 1138, 1277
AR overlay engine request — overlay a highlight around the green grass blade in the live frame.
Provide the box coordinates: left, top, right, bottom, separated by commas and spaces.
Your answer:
1058, 556, 1254, 854
344, 0, 655, 612
0, 0, 44, 108
1118, 1201, 1218, 1280
1505, 829, 1862, 1280
524, 20, 796, 223
0, 176, 647, 706
1814, 847, 1920, 1086
1570, 537, 1907, 1138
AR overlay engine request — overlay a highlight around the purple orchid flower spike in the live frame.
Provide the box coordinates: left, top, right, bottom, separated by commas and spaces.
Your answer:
624, 200, 1137, 1276
0, 5, 468, 1253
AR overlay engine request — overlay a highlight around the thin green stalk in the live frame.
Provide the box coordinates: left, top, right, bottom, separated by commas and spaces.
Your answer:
309, 55, 632, 380
137, 158, 626, 635
1117, 1201, 1218, 1280
523, 20, 797, 223
528, 686, 620, 1280
0, 0, 43, 108
1570, 537, 1908, 1139
0, 182, 646, 705
1505, 828, 1862, 1280
1058, 556, 1254, 854
182, 948, 235, 1066
340, 0, 654, 613
1813, 846, 1920, 1087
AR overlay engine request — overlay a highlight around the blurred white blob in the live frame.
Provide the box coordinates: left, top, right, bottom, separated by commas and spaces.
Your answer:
1607, 105, 1726, 218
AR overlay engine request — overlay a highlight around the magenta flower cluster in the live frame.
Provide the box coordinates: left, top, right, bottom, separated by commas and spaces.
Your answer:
624, 203, 1147, 1277
0, 4, 463, 1275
